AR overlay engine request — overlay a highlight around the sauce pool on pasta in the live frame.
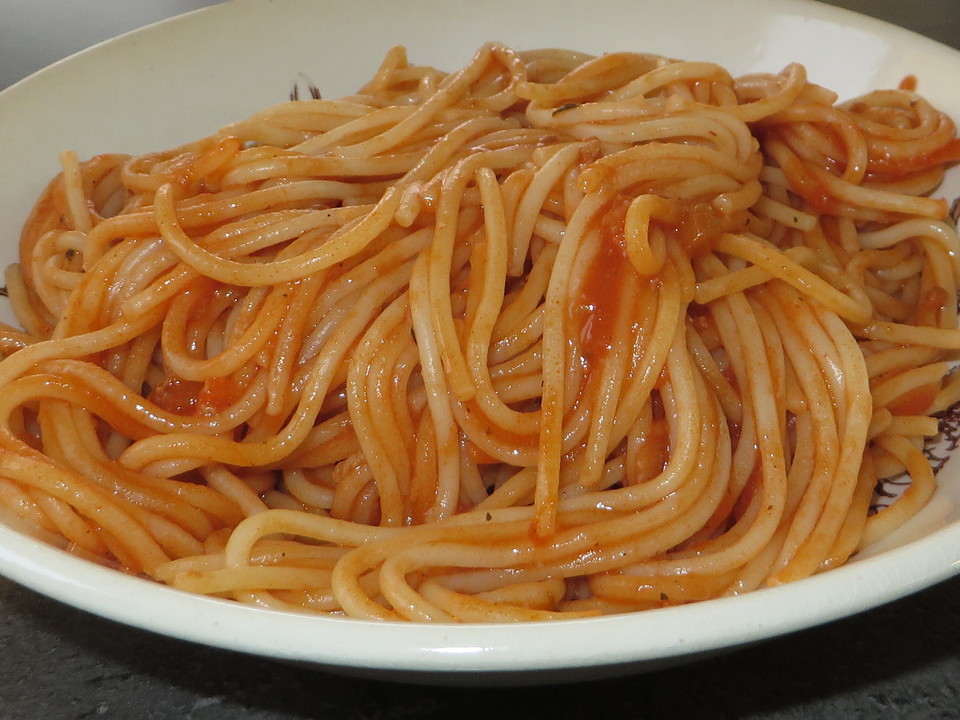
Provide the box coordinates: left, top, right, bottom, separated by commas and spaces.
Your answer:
1, 44, 959, 621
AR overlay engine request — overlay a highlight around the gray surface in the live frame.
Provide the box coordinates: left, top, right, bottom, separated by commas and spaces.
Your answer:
2, 0, 960, 717
1, 573, 960, 719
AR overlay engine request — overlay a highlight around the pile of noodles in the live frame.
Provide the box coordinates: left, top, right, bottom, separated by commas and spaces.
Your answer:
2, 44, 960, 622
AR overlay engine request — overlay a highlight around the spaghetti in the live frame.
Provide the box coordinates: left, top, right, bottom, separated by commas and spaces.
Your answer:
2, 44, 960, 621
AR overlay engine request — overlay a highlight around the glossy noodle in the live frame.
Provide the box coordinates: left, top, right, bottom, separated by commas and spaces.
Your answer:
2, 44, 960, 621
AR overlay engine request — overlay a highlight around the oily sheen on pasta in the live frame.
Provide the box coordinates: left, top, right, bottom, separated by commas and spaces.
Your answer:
2, 44, 960, 622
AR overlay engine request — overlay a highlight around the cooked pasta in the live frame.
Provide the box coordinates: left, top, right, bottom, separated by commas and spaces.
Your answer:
1, 43, 959, 621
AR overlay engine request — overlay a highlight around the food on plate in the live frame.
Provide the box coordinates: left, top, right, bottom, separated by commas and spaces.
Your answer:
1, 44, 959, 621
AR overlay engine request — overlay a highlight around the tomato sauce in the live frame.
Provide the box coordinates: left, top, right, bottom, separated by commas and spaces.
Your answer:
149, 374, 243, 416
674, 201, 747, 257
571, 199, 631, 376
886, 382, 938, 416
767, 142, 843, 215
197, 376, 244, 413
915, 285, 951, 327
866, 138, 960, 177
149, 376, 202, 415
899, 75, 918, 92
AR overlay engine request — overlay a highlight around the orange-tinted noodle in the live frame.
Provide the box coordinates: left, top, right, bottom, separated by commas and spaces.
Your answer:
2, 44, 960, 621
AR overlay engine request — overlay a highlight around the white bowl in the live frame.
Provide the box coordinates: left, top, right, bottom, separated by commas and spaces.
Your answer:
1, 0, 960, 684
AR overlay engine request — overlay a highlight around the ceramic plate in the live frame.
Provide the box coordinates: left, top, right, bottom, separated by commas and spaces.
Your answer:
1, 0, 960, 684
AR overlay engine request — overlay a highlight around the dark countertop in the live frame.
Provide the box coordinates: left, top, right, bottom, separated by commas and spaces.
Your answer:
2, 1, 960, 718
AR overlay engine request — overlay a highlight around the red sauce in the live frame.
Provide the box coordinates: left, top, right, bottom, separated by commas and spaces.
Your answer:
771, 143, 843, 215
886, 382, 938, 416
672, 201, 746, 258
149, 374, 243, 416
866, 138, 960, 177
899, 75, 918, 92
570, 199, 631, 375
916, 285, 951, 327
569, 194, 745, 389
197, 376, 244, 413
149, 376, 202, 415
761, 122, 960, 215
